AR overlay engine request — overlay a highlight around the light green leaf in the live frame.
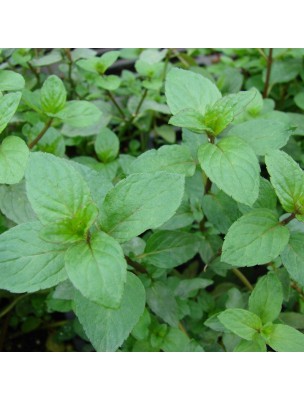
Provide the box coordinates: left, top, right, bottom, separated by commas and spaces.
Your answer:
96, 75, 121, 91
281, 232, 304, 286
40, 203, 98, 244
0, 221, 67, 293
55, 100, 102, 127
0, 70, 25, 91
267, 59, 302, 85
73, 272, 145, 351
294, 92, 304, 111
169, 108, 208, 133
66, 231, 127, 308
31, 51, 62, 67
218, 309, 262, 340
0, 136, 29, 184
25, 152, 93, 225
41, 75, 67, 114
94, 127, 119, 163
222, 209, 290, 267
165, 67, 221, 115
98, 172, 185, 243
266, 324, 304, 352
203, 101, 234, 135
0, 92, 22, 133
249, 273, 283, 323
22, 89, 43, 114
198, 136, 260, 206
265, 150, 304, 217
227, 119, 291, 155
129, 145, 196, 176
0, 181, 36, 224
234, 337, 266, 352
77, 51, 120, 74
136, 231, 201, 269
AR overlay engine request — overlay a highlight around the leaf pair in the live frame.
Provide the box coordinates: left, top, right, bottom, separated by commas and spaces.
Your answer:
221, 150, 304, 274
218, 273, 304, 351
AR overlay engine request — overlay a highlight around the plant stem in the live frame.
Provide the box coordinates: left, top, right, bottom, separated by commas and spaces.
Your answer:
256, 48, 267, 61
291, 281, 304, 301
130, 88, 148, 124
28, 118, 53, 149
280, 213, 296, 225
263, 48, 273, 98
27, 62, 41, 86
178, 322, 189, 337
107, 90, 126, 120
64, 48, 76, 96
172, 49, 190, 68
199, 135, 214, 232
125, 256, 146, 274
232, 268, 253, 291
0, 293, 29, 319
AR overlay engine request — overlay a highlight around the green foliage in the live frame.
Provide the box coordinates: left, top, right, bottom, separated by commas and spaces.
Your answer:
1, 48, 304, 352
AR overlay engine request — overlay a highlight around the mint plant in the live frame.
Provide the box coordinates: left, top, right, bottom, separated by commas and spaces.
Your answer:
1, 48, 304, 352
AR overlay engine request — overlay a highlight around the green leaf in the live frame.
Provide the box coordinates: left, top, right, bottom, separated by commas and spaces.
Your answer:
203, 101, 234, 135
66, 231, 127, 308
218, 309, 262, 340
0, 92, 22, 134
279, 312, 304, 330
238, 177, 277, 214
22, 89, 43, 114
248, 273, 283, 323
96, 75, 121, 91
165, 67, 221, 115
174, 278, 213, 298
266, 324, 304, 352
25, 152, 93, 225
0, 136, 29, 184
129, 145, 196, 176
136, 231, 201, 269
267, 59, 302, 85
234, 337, 266, 352
73, 272, 145, 351
281, 232, 304, 286
55, 101, 102, 127
77, 51, 120, 75
222, 209, 290, 267
198, 136, 260, 206
40, 203, 98, 244
41, 75, 67, 114
31, 51, 62, 67
169, 108, 208, 133
0, 70, 25, 91
94, 127, 119, 163
265, 150, 304, 217
0, 181, 36, 224
202, 190, 241, 234
71, 162, 113, 210
146, 281, 179, 327
98, 172, 185, 243
227, 119, 291, 156
294, 92, 304, 110
0, 221, 67, 293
